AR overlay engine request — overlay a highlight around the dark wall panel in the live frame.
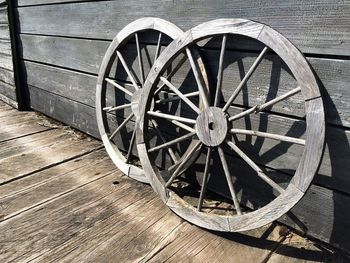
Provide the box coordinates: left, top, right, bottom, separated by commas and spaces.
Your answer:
0, 3, 17, 108
16, 1, 350, 56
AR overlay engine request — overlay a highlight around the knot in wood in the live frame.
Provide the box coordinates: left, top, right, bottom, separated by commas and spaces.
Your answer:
196, 107, 228, 147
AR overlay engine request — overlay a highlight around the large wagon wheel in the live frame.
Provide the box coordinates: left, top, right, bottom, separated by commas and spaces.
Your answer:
137, 19, 325, 231
96, 17, 208, 183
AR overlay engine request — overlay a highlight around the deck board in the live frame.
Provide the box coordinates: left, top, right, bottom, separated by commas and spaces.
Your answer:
0, 133, 101, 184
0, 118, 51, 142
0, 149, 110, 198
0, 150, 115, 221
0, 129, 67, 159
0, 101, 346, 262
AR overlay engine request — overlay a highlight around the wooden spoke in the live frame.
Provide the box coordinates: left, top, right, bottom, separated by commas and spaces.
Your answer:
170, 120, 196, 133
160, 77, 201, 114
156, 91, 199, 104
214, 34, 227, 107
135, 33, 145, 84
150, 119, 177, 163
154, 54, 188, 95
165, 141, 202, 188
222, 47, 269, 112
186, 47, 210, 108
228, 87, 302, 122
147, 110, 197, 124
226, 141, 285, 194
109, 113, 134, 140
230, 129, 305, 145
103, 103, 132, 113
197, 147, 212, 212
116, 51, 140, 90
217, 147, 242, 215
154, 32, 162, 63
105, 78, 133, 97
126, 127, 136, 163
256, 87, 302, 113
228, 106, 257, 122
148, 132, 196, 153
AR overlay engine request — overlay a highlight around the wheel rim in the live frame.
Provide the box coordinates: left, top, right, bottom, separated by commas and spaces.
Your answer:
137, 19, 325, 231
96, 17, 209, 183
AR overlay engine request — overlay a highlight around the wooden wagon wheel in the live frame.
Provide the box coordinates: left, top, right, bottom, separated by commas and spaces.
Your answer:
136, 19, 325, 232
96, 17, 208, 183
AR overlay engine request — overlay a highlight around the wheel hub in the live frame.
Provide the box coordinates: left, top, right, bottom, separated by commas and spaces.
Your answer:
196, 107, 228, 147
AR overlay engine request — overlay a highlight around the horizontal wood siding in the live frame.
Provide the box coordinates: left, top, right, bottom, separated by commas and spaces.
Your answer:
16, 1, 350, 56
0, 2, 17, 108
19, 35, 350, 128
13, 0, 350, 252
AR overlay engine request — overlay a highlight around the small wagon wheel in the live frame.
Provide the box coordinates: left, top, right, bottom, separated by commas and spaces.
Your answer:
96, 17, 208, 183
137, 19, 325, 231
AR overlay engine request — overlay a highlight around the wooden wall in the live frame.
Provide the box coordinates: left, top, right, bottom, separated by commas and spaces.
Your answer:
0, 0, 17, 108
11, 0, 350, 252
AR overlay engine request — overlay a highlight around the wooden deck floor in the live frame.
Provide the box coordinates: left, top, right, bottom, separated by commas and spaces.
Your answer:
0, 101, 347, 263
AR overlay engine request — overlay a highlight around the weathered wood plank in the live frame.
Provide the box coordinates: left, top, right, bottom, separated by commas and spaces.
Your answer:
0, 110, 38, 121
0, 117, 51, 142
0, 100, 12, 110
0, 129, 101, 184
0, 53, 13, 71
0, 39, 12, 56
0, 172, 155, 262
0, 7, 8, 24
19, 34, 109, 73
1, 114, 38, 130
15, 0, 90, 6
0, 67, 14, 85
0, 108, 15, 117
0, 150, 114, 221
0, 24, 9, 39
0, 114, 44, 127
0, 148, 108, 198
19, 35, 350, 127
0, 108, 39, 119
36, 197, 176, 262
0, 93, 17, 108
23, 60, 97, 106
16, 0, 350, 56
0, 128, 69, 160
0, 80, 16, 100
29, 84, 101, 137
